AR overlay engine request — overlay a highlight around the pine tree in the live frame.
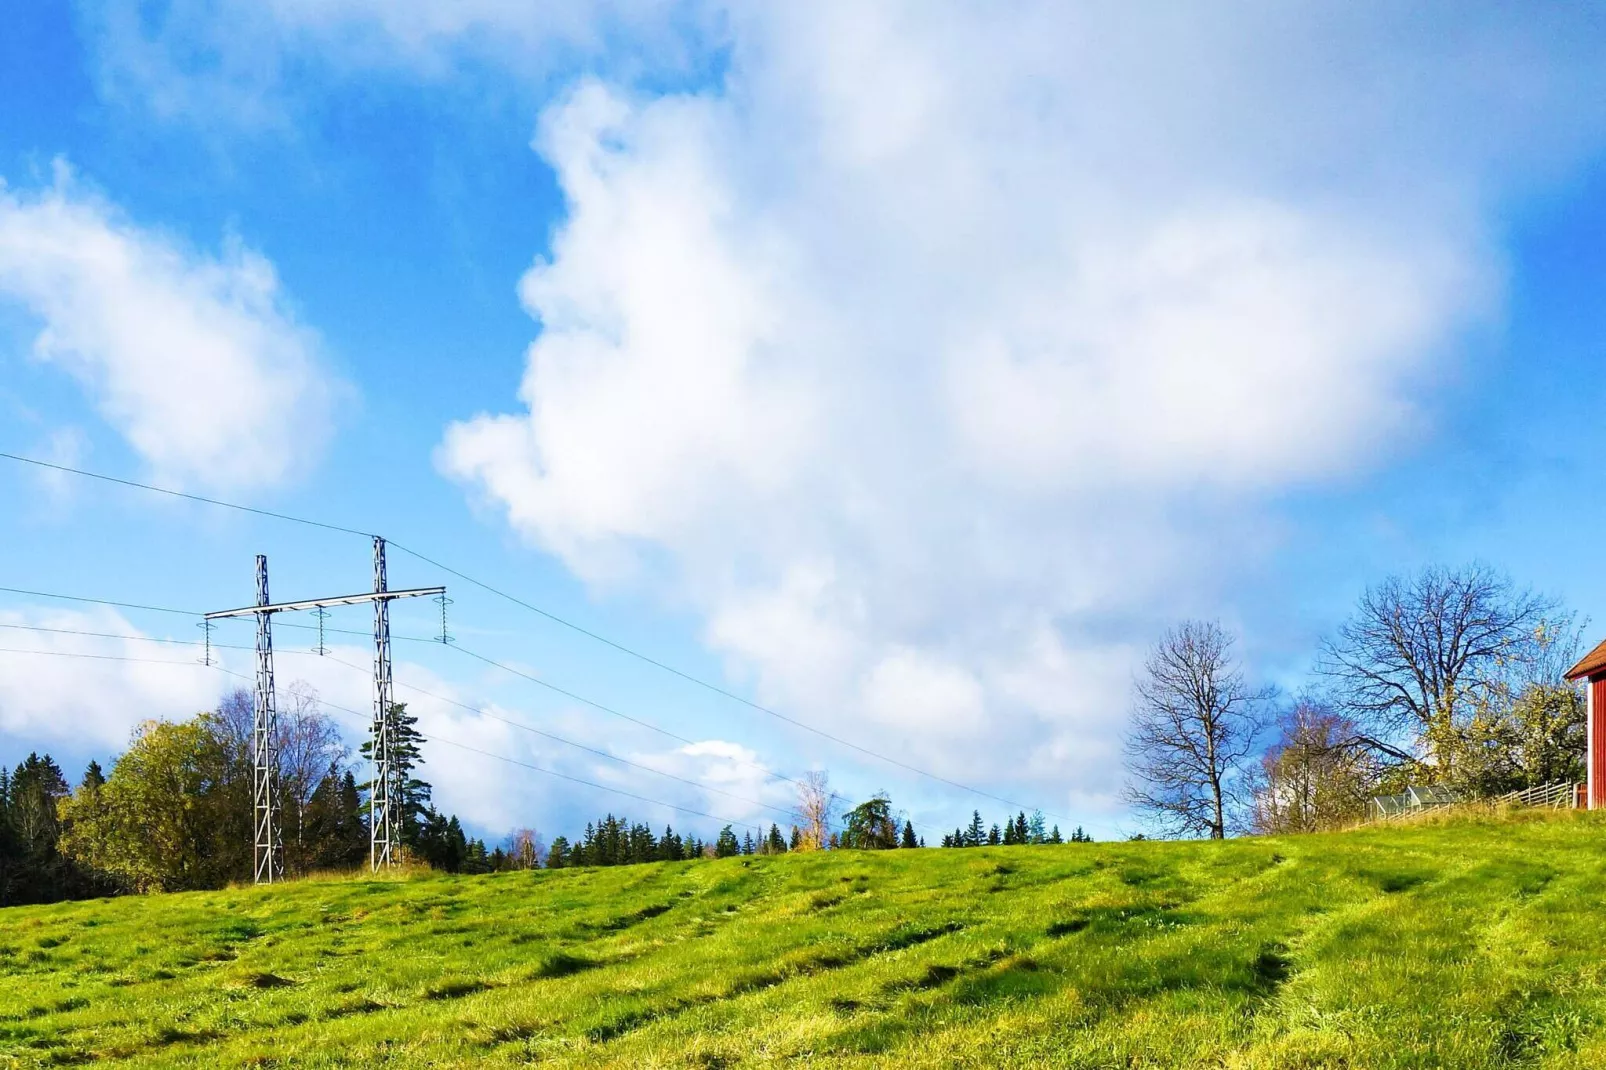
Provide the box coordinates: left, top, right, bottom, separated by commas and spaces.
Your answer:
1048, 824, 1063, 844
1027, 809, 1047, 844
6, 753, 71, 903
987, 823, 1001, 846
766, 824, 787, 853
547, 835, 569, 868
900, 820, 917, 849
788, 826, 802, 851
359, 702, 432, 852
741, 830, 755, 855
658, 825, 683, 862
1013, 812, 1029, 845
965, 810, 985, 847
715, 826, 741, 858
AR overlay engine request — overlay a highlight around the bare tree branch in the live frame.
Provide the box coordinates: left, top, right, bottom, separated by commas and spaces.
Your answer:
1123, 620, 1272, 839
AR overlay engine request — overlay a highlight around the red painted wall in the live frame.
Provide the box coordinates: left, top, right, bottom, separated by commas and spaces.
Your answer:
1593, 677, 1606, 809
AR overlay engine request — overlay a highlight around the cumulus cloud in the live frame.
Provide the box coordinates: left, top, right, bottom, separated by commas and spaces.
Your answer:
434, 5, 1606, 817
71, 2, 1606, 820
0, 164, 338, 490
0, 607, 220, 749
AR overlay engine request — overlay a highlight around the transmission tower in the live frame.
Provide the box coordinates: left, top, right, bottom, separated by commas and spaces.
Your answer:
251, 555, 282, 883
371, 536, 397, 870
208, 545, 443, 881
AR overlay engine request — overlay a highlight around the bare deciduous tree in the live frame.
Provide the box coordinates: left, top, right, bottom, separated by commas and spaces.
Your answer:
1317, 563, 1557, 772
1250, 700, 1383, 834
276, 682, 347, 867
504, 828, 546, 870
795, 771, 838, 850
1124, 621, 1272, 839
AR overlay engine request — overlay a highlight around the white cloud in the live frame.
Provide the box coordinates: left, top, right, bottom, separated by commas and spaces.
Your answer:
0, 164, 338, 490
625, 738, 793, 828
69, 3, 1606, 819
434, 6, 1606, 815
0, 607, 219, 749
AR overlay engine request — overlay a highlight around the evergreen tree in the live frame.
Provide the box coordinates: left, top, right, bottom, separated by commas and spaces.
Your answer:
715, 825, 741, 858
1013, 812, 1029, 845
547, 836, 570, 869
842, 794, 898, 850
1028, 810, 1047, 844
900, 820, 918, 849
766, 823, 787, 853
987, 823, 1002, 846
5, 753, 72, 903
741, 830, 756, 855
965, 810, 985, 847
788, 826, 802, 851
1049, 824, 1064, 844
359, 702, 432, 852
1002, 818, 1019, 846
658, 825, 684, 861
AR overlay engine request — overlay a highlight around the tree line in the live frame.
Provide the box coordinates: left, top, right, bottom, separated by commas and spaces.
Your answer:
0, 686, 495, 904
1123, 562, 1590, 838
936, 809, 1090, 847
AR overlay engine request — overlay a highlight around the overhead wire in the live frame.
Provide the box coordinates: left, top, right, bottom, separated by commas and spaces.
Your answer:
0, 616, 801, 827
0, 450, 1058, 820
0, 451, 373, 538
280, 646, 801, 825
389, 539, 1052, 816
0, 645, 764, 833
214, 665, 766, 834
0, 586, 444, 646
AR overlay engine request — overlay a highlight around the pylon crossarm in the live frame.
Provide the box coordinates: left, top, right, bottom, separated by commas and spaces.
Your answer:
205, 586, 444, 620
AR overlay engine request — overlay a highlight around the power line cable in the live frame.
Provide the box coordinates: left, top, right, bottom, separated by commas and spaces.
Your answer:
0, 450, 1056, 819
423, 561, 1051, 815
0, 646, 763, 833
198, 666, 763, 831
0, 645, 199, 666
0, 586, 444, 646
0, 452, 373, 538
286, 647, 800, 824
0, 622, 253, 651
0, 618, 800, 826
0, 585, 202, 617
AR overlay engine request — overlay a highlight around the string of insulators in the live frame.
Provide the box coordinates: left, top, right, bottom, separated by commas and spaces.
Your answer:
435, 594, 454, 645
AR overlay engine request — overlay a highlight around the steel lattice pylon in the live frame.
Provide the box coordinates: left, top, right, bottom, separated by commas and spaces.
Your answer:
252, 555, 284, 883
208, 547, 442, 883
370, 536, 396, 870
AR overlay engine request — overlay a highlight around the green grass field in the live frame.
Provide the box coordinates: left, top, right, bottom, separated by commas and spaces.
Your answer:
3, 811, 1605, 1068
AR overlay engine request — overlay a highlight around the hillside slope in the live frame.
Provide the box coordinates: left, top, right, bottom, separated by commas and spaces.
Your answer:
2, 812, 1604, 1068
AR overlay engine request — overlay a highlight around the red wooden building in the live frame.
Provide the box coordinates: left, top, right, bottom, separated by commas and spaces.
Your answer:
1565, 638, 1606, 809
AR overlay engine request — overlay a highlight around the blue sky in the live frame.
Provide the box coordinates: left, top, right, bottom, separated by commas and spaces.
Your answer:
2, 2, 1605, 844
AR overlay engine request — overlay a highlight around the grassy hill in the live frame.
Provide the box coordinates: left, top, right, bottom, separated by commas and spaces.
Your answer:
3, 812, 1605, 1068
